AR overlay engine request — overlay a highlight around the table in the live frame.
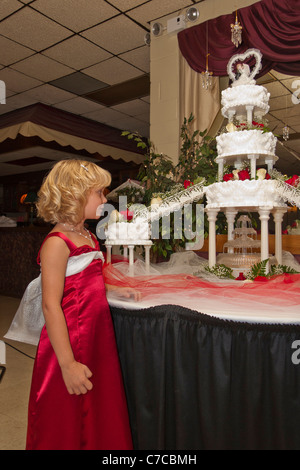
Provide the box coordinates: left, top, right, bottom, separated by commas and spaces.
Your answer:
110, 304, 300, 450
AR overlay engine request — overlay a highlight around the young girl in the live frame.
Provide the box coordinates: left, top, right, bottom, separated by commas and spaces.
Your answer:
26, 159, 133, 450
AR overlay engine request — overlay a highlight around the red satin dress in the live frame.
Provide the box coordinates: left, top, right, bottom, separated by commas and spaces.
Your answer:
26, 232, 133, 450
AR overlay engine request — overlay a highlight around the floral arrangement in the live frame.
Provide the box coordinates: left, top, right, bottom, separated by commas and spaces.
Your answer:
205, 259, 299, 282
222, 117, 270, 135
222, 164, 300, 189
223, 167, 271, 182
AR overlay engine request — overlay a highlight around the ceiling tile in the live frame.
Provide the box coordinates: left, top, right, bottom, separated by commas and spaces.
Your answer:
112, 98, 150, 116
107, 0, 150, 12
0, 103, 18, 115
81, 15, 145, 55
107, 114, 149, 137
271, 105, 300, 120
24, 84, 76, 104
0, 68, 42, 92
264, 81, 291, 98
269, 94, 293, 111
50, 72, 108, 95
31, 0, 119, 32
119, 46, 150, 73
82, 107, 127, 124
287, 116, 300, 126
271, 71, 297, 80
0, 0, 22, 20
0, 7, 72, 51
127, 0, 193, 27
0, 35, 34, 66
11, 54, 74, 82
5, 92, 39, 108
281, 77, 300, 94
43, 35, 112, 70
54, 96, 105, 115
83, 57, 142, 86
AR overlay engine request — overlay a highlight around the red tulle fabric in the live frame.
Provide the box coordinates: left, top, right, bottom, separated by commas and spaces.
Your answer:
103, 257, 300, 309
26, 233, 133, 450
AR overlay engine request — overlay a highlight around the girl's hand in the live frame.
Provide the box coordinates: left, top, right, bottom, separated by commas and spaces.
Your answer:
113, 286, 142, 302
61, 361, 93, 395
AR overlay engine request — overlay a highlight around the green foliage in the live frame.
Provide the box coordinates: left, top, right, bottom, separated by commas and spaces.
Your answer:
121, 116, 218, 260
246, 259, 269, 280
204, 264, 235, 279
176, 113, 218, 185
246, 259, 299, 280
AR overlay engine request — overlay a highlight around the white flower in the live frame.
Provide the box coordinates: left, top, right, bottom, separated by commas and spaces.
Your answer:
232, 170, 239, 180
151, 197, 163, 206
226, 122, 237, 133
108, 210, 121, 224
257, 168, 267, 180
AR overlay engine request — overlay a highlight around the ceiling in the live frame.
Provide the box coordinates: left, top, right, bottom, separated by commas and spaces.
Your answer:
0, 0, 299, 178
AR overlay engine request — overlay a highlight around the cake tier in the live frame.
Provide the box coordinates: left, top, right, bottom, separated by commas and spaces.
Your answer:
216, 130, 277, 158
221, 84, 270, 119
205, 180, 286, 209
105, 220, 150, 241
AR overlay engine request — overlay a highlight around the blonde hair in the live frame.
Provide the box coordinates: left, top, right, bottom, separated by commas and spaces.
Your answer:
36, 159, 111, 225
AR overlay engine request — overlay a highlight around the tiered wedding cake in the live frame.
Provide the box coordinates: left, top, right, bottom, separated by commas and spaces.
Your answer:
206, 49, 283, 209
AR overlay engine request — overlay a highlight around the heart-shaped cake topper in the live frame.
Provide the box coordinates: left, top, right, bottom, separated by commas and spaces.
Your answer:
228, 48, 263, 86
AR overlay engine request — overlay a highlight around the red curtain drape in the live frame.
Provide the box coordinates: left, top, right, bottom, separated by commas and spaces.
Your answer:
178, 0, 300, 77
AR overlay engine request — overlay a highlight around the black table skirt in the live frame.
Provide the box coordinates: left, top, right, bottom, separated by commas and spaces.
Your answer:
110, 305, 300, 450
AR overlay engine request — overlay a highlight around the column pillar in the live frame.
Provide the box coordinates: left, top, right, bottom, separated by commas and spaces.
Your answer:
144, 244, 152, 273
206, 208, 219, 268
225, 209, 238, 253
258, 207, 271, 272
106, 245, 112, 264
273, 208, 287, 265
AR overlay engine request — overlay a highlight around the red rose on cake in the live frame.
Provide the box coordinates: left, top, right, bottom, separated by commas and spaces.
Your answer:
285, 175, 299, 187
238, 169, 250, 181
223, 173, 234, 182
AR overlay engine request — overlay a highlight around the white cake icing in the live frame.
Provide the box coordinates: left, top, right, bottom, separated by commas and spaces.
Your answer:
216, 129, 277, 158
205, 180, 286, 209
105, 218, 150, 242
221, 84, 270, 119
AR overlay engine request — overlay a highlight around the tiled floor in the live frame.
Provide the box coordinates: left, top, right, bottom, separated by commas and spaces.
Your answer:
0, 295, 36, 450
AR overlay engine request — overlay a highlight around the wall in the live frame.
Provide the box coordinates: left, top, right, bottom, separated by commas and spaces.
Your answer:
150, 0, 262, 163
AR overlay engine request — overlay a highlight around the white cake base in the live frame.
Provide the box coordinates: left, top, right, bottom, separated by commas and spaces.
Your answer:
221, 84, 270, 119
205, 180, 286, 209
105, 220, 150, 241
216, 130, 277, 159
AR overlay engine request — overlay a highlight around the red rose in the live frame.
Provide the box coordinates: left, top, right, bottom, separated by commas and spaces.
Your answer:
238, 169, 250, 181
236, 272, 246, 281
223, 173, 234, 181
120, 210, 134, 221
285, 175, 299, 187
254, 276, 268, 282
184, 180, 193, 189
265, 173, 271, 180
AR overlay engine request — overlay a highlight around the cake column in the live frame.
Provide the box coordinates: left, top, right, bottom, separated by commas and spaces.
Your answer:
248, 154, 259, 179
258, 207, 271, 272
218, 158, 224, 182
273, 208, 287, 265
106, 244, 112, 264
128, 245, 135, 276
225, 209, 238, 253
144, 244, 152, 273
206, 208, 219, 268
246, 105, 254, 126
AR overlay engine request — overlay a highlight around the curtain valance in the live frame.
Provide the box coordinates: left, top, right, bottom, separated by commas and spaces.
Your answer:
178, 0, 300, 78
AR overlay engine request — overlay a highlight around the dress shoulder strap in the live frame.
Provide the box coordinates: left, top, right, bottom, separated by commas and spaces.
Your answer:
37, 232, 77, 264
